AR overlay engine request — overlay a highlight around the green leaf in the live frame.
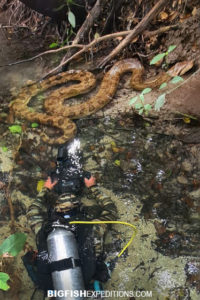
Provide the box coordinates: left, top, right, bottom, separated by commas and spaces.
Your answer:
31, 123, 39, 128
150, 53, 166, 65
144, 104, 152, 111
139, 108, 144, 115
139, 94, 145, 102
170, 76, 184, 84
135, 103, 143, 110
0, 233, 27, 256
167, 45, 176, 53
53, 4, 66, 12
114, 160, 120, 166
142, 88, 152, 95
129, 96, 138, 105
66, 0, 75, 5
154, 93, 166, 111
49, 42, 59, 49
1, 146, 8, 152
37, 94, 45, 101
8, 125, 22, 134
0, 272, 10, 291
159, 82, 167, 89
68, 11, 76, 28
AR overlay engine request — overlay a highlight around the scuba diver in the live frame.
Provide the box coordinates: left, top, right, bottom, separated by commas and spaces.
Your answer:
23, 139, 118, 299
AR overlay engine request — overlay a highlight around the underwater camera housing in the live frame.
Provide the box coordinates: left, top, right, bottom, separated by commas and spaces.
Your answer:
52, 139, 91, 195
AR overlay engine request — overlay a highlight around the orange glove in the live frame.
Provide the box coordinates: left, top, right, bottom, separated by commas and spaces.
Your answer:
44, 176, 58, 190
84, 175, 96, 188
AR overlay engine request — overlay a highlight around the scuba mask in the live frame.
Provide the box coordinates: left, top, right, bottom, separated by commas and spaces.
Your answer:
51, 139, 91, 195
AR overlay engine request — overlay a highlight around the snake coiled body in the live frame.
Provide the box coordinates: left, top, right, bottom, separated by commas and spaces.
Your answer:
9, 58, 192, 144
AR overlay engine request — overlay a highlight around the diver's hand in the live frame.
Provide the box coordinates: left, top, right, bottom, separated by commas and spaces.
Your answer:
84, 175, 96, 188
44, 177, 57, 190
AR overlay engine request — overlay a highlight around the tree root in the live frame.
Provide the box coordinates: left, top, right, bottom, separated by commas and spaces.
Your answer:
0, 0, 44, 31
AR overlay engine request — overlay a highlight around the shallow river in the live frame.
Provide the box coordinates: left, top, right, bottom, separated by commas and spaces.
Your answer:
0, 26, 199, 299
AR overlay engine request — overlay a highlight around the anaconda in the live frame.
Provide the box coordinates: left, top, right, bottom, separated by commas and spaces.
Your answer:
9, 58, 193, 144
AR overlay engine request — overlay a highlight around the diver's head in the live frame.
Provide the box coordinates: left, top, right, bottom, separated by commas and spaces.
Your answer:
56, 139, 82, 173
48, 139, 96, 195
53, 139, 85, 195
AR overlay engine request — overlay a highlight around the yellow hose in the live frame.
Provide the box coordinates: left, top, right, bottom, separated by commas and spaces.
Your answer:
69, 220, 137, 257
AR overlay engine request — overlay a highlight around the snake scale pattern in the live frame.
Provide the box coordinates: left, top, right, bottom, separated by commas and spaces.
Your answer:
9, 59, 193, 144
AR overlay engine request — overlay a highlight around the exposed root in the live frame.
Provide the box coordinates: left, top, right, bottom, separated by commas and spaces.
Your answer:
0, 0, 45, 32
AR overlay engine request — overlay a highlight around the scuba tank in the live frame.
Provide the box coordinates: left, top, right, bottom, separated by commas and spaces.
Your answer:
47, 223, 85, 300
46, 140, 88, 299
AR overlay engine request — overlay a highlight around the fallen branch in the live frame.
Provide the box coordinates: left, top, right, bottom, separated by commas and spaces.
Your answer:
143, 24, 178, 37
98, 0, 170, 68
0, 23, 176, 70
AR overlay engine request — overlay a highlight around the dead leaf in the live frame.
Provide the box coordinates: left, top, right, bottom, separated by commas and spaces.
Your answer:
131, 36, 138, 43
192, 7, 197, 16
159, 11, 169, 21
192, 42, 197, 52
149, 35, 158, 46
112, 146, 125, 153
183, 117, 191, 124
168, 11, 179, 22
167, 60, 194, 77
180, 13, 192, 22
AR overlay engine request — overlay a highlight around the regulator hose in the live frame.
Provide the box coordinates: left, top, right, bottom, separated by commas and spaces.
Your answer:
69, 220, 137, 257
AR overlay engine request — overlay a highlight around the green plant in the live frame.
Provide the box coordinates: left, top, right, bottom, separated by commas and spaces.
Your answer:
129, 88, 152, 115
1, 146, 8, 152
151, 45, 184, 112
149, 45, 177, 65
129, 45, 185, 114
31, 123, 39, 128
8, 125, 22, 134
0, 233, 27, 291
49, 0, 77, 48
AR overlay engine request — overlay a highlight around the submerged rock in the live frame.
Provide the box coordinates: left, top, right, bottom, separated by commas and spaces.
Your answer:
181, 160, 193, 172
189, 188, 200, 199
177, 175, 188, 184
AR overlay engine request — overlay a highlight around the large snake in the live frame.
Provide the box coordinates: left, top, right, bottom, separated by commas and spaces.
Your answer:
9, 58, 193, 144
